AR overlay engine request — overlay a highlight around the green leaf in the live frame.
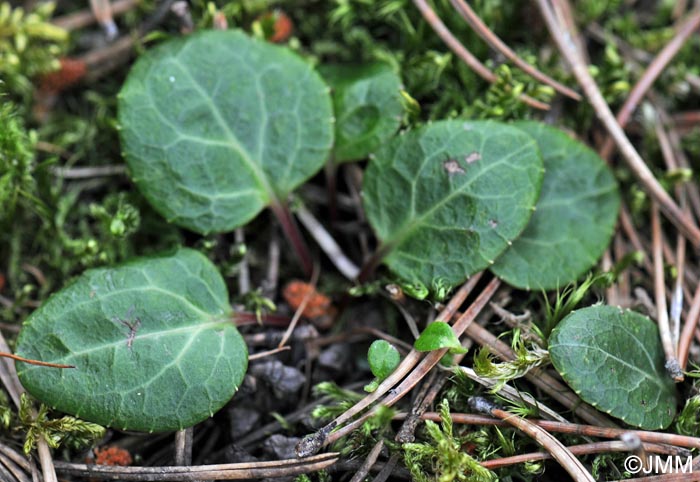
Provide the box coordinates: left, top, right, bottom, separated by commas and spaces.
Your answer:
15, 248, 248, 432
118, 30, 333, 234
320, 63, 403, 162
548, 305, 677, 429
363, 120, 543, 293
491, 122, 620, 290
414, 322, 467, 354
367, 340, 400, 380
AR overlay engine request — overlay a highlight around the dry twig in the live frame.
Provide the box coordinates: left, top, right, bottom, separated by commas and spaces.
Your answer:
412, 0, 550, 110
651, 203, 684, 381
449, 0, 581, 100
320, 278, 501, 450
468, 396, 595, 482
54, 453, 340, 481
599, 9, 700, 160
348, 440, 384, 482
416, 412, 700, 449
481, 440, 684, 469
296, 274, 488, 456
535, 0, 700, 246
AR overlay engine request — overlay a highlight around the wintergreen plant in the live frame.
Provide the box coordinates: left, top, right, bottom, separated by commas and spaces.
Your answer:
549, 305, 677, 429
16, 248, 248, 432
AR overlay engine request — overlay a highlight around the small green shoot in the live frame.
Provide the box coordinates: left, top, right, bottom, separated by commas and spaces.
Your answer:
311, 382, 364, 422
364, 340, 400, 392
414, 322, 466, 354
473, 330, 549, 391
403, 399, 496, 482
240, 288, 277, 324
541, 274, 598, 337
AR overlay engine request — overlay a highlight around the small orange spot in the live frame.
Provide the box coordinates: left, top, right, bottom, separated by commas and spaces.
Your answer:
283, 280, 334, 319
92, 446, 132, 466
212, 11, 228, 30
256, 10, 293, 43
462, 441, 478, 454
39, 58, 87, 94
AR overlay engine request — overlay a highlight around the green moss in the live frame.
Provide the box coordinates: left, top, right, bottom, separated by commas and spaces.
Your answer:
403, 399, 497, 482
0, 102, 37, 222
0, 2, 67, 101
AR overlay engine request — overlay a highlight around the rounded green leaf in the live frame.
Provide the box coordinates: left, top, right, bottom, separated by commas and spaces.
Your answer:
549, 305, 677, 429
491, 121, 620, 290
320, 63, 404, 162
16, 248, 247, 432
367, 339, 400, 380
363, 120, 543, 292
118, 30, 333, 234
414, 322, 467, 354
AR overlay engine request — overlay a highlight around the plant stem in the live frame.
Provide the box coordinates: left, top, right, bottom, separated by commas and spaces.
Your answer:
53, 453, 340, 481
651, 203, 684, 381
357, 244, 390, 283
234, 229, 250, 295
37, 441, 58, 482
348, 440, 384, 482
53, 0, 138, 31
174, 428, 193, 466
678, 281, 700, 370
325, 161, 339, 223
269, 201, 314, 278
0, 353, 73, 369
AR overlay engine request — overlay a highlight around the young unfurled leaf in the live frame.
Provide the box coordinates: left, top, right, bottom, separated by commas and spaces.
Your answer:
16, 248, 248, 432
491, 121, 620, 290
549, 305, 676, 429
367, 339, 400, 380
363, 120, 543, 295
414, 322, 466, 354
321, 62, 404, 162
118, 30, 333, 234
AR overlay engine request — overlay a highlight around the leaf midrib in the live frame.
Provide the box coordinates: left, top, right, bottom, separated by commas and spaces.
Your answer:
553, 341, 670, 393
169, 56, 278, 205
20, 320, 229, 367
382, 139, 536, 251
